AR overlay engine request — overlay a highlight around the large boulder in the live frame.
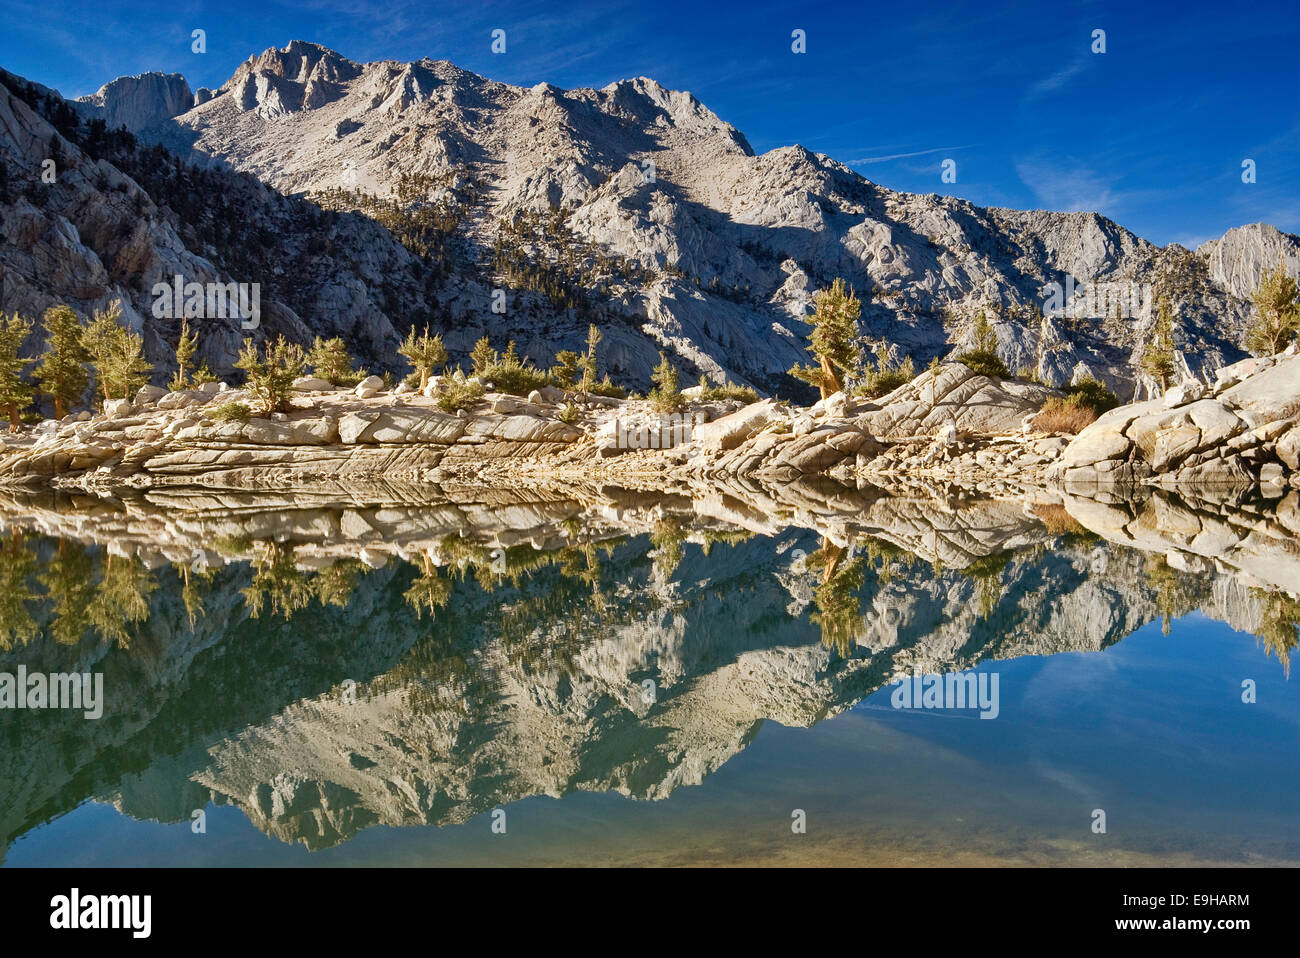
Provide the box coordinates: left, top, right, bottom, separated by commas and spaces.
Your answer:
1055, 353, 1300, 487
134, 384, 168, 406
854, 364, 1056, 440
353, 375, 384, 399
690, 399, 782, 451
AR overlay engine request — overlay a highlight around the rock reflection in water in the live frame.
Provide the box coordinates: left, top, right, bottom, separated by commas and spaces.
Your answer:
0, 480, 1297, 860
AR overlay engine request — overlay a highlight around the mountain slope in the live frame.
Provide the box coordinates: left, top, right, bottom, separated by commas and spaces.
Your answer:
4, 42, 1300, 394
0, 68, 449, 380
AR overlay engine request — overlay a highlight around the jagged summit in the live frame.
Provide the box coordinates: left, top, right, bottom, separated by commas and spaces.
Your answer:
2, 41, 1299, 396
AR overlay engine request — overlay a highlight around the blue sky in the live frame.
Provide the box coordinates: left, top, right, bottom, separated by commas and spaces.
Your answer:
2, 0, 1297, 247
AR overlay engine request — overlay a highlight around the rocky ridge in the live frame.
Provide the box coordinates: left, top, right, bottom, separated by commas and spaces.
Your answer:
3, 44, 1299, 396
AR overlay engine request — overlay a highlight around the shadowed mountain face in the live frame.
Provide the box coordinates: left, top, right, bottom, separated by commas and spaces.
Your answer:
1, 482, 1295, 857
3, 43, 1299, 395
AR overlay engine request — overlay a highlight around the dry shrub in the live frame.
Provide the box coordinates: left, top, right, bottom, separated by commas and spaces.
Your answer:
1031, 397, 1098, 434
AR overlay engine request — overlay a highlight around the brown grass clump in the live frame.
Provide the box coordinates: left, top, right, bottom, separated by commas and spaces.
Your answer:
1031, 397, 1099, 434
1030, 502, 1090, 538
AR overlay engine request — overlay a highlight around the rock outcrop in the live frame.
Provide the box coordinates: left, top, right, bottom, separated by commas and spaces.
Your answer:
1054, 350, 1300, 490
75, 72, 194, 132
0, 382, 586, 489
1, 355, 1297, 494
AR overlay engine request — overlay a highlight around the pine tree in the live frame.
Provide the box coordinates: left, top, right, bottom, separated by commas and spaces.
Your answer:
971, 308, 998, 353
35, 305, 89, 418
397, 326, 447, 390
501, 340, 522, 369
649, 351, 682, 412
578, 324, 602, 395
788, 278, 862, 399
551, 350, 581, 388
169, 318, 199, 391
235, 336, 305, 416
0, 312, 35, 431
306, 335, 356, 385
1245, 263, 1300, 357
86, 554, 157, 649
84, 302, 151, 402
469, 336, 497, 376
1141, 295, 1177, 391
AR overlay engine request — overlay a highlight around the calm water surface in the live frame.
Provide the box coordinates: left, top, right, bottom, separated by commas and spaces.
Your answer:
2, 488, 1297, 866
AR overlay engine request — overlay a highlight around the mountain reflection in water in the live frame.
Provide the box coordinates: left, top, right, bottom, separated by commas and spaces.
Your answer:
1, 481, 1298, 865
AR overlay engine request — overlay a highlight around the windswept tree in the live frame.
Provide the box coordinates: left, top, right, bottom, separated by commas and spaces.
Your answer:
168, 318, 199, 391
1140, 295, 1176, 392
306, 335, 359, 385
0, 312, 34, 430
35, 304, 89, 417
235, 336, 305, 416
789, 278, 862, 399
84, 302, 151, 402
1246, 263, 1300, 357
397, 326, 447, 390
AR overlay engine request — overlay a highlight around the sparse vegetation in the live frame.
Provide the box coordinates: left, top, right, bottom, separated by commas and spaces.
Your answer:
1031, 397, 1097, 434
436, 380, 486, 412
1245, 263, 1300, 357
697, 377, 761, 403
1063, 376, 1119, 414
83, 301, 152, 403
396, 326, 447, 391
550, 349, 581, 388
235, 336, 305, 416
789, 278, 862, 399
1030, 377, 1117, 434
1139, 295, 1177, 391
168, 318, 199, 391
649, 352, 683, 412
0, 312, 35, 430
854, 343, 916, 398
35, 305, 88, 417
306, 335, 364, 386
210, 399, 251, 422
954, 308, 1009, 379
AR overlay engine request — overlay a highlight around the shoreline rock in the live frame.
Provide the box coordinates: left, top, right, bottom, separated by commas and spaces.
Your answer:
0, 358, 1296, 494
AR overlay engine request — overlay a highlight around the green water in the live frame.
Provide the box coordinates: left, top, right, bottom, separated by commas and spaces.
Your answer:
1, 488, 1297, 866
